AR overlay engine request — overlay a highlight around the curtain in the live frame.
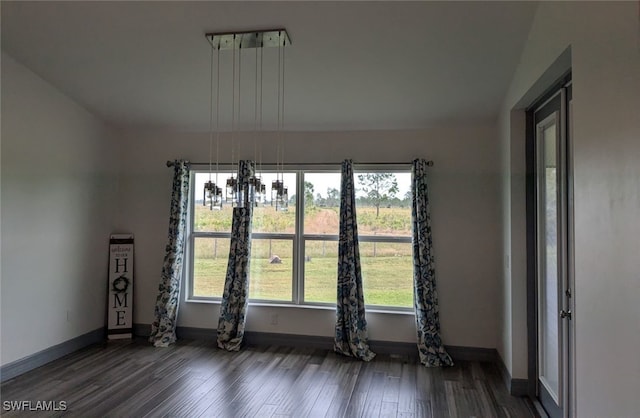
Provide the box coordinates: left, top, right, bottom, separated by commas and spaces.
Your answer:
217, 160, 255, 351
334, 159, 375, 361
411, 159, 453, 366
149, 160, 190, 347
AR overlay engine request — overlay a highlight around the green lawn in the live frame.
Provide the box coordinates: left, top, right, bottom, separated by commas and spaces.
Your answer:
194, 254, 413, 308
192, 205, 415, 307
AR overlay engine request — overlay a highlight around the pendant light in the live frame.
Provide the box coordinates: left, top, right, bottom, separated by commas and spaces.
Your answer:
271, 31, 288, 211
205, 30, 291, 209
204, 39, 222, 210
226, 34, 243, 207
249, 42, 264, 207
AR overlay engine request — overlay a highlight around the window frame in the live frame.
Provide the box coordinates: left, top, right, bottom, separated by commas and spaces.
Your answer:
186, 166, 299, 304
185, 163, 413, 311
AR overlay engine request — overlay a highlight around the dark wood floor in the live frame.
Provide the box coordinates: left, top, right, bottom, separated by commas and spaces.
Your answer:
1, 339, 534, 417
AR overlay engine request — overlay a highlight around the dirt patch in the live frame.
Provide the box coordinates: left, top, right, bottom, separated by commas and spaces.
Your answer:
305, 209, 340, 234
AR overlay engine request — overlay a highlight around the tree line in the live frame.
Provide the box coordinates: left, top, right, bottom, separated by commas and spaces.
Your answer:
289, 173, 411, 215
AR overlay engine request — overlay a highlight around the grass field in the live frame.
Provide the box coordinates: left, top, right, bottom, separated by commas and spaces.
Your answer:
192, 205, 414, 307
193, 255, 413, 307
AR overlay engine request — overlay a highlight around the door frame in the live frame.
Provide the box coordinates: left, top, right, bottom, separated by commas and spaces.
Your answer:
525, 71, 574, 417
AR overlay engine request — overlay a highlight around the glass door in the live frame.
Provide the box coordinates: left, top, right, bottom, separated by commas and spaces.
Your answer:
533, 85, 572, 418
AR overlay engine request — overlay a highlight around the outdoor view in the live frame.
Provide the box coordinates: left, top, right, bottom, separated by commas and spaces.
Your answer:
191, 169, 414, 308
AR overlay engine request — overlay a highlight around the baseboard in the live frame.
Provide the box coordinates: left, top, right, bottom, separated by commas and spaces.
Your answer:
175, 327, 420, 356
133, 323, 151, 337
496, 351, 530, 397
243, 332, 500, 363
0, 327, 105, 383
511, 378, 529, 397
134, 323, 501, 364
445, 345, 497, 363
245, 331, 334, 351
496, 353, 512, 391
177, 326, 216, 341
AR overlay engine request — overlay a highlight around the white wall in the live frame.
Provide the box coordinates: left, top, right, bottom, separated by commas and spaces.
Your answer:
0, 53, 117, 365
499, 2, 640, 416
115, 125, 502, 348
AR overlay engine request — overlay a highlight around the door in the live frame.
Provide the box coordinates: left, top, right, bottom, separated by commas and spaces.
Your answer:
531, 83, 573, 418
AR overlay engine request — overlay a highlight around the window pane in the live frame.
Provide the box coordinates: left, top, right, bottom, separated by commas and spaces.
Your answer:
359, 242, 413, 307
253, 172, 297, 234
541, 123, 559, 397
193, 237, 294, 301
193, 237, 230, 297
249, 239, 293, 301
303, 172, 341, 235
303, 240, 338, 303
193, 172, 234, 233
355, 171, 412, 237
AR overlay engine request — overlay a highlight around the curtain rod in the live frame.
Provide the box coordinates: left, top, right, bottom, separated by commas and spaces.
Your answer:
166, 160, 433, 168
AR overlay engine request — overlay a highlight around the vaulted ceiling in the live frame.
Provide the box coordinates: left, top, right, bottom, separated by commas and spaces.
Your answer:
1, 1, 538, 131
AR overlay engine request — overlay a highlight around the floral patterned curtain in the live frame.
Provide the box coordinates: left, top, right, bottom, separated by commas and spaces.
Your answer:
411, 159, 453, 366
217, 160, 255, 351
149, 160, 191, 347
334, 159, 375, 361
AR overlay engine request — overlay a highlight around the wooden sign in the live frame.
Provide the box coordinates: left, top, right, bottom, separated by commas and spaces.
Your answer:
107, 234, 134, 339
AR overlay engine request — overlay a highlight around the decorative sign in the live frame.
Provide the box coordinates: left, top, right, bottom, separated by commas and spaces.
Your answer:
107, 234, 134, 340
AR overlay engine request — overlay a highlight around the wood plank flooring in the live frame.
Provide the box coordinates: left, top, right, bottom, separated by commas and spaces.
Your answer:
0, 339, 535, 417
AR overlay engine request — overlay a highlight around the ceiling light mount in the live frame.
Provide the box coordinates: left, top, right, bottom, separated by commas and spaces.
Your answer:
206, 29, 291, 50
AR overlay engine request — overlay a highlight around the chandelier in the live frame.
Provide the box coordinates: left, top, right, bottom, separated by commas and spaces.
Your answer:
205, 29, 290, 209
203, 39, 223, 210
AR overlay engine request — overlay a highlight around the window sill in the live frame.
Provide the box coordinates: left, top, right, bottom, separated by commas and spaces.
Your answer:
184, 297, 413, 315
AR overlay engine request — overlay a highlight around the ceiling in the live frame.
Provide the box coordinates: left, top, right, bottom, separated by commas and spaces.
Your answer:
1, 1, 538, 132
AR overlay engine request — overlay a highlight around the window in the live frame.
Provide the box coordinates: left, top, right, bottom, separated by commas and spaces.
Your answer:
189, 170, 297, 302
354, 170, 413, 308
187, 166, 413, 309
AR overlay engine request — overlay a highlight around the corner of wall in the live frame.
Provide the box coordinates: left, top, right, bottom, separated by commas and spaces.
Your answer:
1, 53, 117, 366
498, 108, 513, 376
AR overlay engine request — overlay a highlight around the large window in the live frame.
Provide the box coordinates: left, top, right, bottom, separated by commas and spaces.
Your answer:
187, 166, 413, 309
